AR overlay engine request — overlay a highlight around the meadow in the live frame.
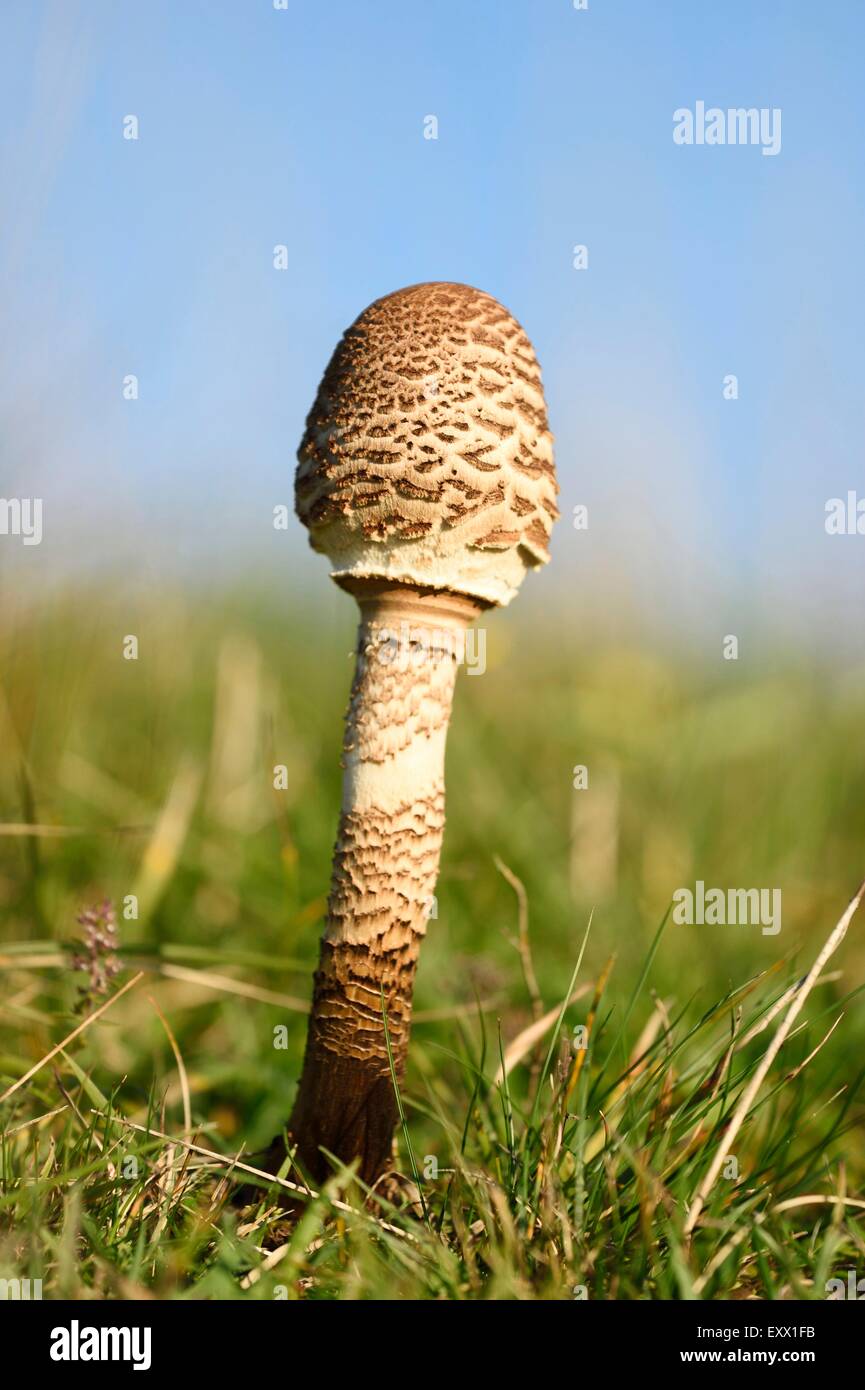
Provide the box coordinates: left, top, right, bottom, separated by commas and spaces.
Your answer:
1, 582, 863, 1299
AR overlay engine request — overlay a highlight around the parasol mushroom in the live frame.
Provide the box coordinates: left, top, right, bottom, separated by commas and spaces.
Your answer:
282, 281, 558, 1187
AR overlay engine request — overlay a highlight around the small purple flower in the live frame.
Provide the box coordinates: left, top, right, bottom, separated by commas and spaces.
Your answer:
72, 899, 122, 1005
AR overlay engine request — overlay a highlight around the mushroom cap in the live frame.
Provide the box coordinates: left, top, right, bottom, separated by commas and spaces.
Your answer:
295, 282, 558, 607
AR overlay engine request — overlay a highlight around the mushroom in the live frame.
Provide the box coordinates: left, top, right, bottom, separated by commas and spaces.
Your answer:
285, 281, 558, 1187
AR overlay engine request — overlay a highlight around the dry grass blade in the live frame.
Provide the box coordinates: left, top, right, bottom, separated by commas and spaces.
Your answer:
773, 1194, 865, 1215
694, 1191, 865, 1295
782, 1014, 843, 1083
683, 878, 864, 1236
133, 758, 201, 920
5, 1104, 68, 1135
692, 1219, 758, 1295
0, 971, 145, 1104
492, 985, 590, 1086
0, 953, 67, 970
495, 855, 542, 1022
158, 962, 309, 1011
92, 1113, 417, 1242
0, 823, 86, 837
240, 1243, 290, 1289
565, 953, 615, 1107
147, 995, 192, 1135
735, 971, 842, 1051
0, 951, 310, 1011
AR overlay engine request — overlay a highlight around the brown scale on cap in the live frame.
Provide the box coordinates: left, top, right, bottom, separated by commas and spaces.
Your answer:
296, 281, 558, 607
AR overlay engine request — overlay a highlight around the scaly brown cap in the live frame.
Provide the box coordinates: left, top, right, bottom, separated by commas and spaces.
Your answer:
296, 282, 558, 607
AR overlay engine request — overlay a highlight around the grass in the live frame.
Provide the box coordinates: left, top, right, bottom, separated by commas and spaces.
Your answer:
1, 582, 864, 1299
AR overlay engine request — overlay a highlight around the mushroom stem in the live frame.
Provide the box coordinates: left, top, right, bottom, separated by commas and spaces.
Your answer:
288, 582, 481, 1186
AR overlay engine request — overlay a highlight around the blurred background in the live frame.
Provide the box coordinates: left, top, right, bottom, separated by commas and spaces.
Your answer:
1, 2, 864, 1150
2, 0, 864, 640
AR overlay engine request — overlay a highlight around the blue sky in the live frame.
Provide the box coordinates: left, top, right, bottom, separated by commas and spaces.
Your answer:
2, 0, 863, 642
